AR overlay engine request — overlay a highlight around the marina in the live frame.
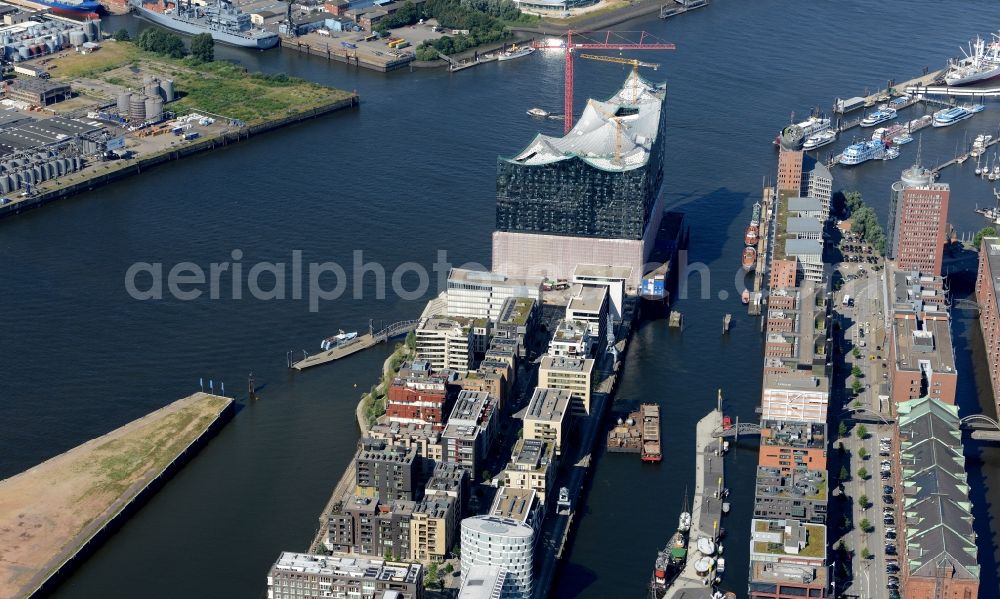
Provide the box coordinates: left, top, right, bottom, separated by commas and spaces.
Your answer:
290, 320, 417, 370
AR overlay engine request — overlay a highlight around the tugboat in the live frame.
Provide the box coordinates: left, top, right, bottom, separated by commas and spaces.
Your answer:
650, 496, 692, 598
742, 246, 757, 272
744, 202, 761, 246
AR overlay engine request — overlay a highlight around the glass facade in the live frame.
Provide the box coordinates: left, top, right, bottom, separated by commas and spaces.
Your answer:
495, 93, 666, 241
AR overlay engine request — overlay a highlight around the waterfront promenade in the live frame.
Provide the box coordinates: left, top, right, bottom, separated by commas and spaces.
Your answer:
665, 409, 725, 599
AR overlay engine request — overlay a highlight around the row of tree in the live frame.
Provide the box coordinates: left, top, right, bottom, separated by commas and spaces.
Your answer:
132, 27, 215, 62
371, 0, 524, 57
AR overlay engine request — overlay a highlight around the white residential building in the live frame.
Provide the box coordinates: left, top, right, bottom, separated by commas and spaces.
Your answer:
461, 516, 534, 599
446, 268, 543, 322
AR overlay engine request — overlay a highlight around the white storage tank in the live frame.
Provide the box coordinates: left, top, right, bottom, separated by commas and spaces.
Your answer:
117, 92, 131, 114
68, 30, 86, 46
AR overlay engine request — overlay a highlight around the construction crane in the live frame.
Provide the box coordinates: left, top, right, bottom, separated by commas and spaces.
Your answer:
586, 99, 625, 164
579, 54, 660, 104
532, 30, 675, 133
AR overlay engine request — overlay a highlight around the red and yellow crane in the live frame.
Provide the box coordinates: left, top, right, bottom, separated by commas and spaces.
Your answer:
532, 30, 676, 133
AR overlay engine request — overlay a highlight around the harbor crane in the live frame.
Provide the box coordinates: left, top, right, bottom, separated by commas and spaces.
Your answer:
532, 30, 675, 133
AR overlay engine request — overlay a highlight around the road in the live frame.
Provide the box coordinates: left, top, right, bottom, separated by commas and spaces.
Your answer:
832, 254, 900, 599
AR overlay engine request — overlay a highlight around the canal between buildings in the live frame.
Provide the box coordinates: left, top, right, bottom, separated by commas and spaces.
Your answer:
2, 1, 1000, 596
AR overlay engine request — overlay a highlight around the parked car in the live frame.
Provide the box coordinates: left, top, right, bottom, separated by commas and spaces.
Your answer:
883, 485, 893, 495
882, 495, 894, 505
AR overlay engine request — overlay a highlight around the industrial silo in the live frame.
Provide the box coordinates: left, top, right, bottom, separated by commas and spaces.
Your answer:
161, 79, 175, 102
144, 96, 163, 122
144, 80, 161, 100
73, 157, 82, 170
129, 95, 146, 120
54, 159, 65, 176
83, 20, 97, 42
117, 92, 131, 114
68, 30, 85, 47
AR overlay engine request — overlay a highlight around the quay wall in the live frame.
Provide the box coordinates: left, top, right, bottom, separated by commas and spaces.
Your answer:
0, 95, 359, 221
28, 399, 236, 598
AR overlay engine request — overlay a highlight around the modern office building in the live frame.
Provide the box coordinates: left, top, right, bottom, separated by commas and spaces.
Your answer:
571, 264, 632, 320
492, 72, 668, 289
461, 516, 535, 599
446, 269, 543, 322
355, 438, 418, 501
976, 237, 1000, 414
538, 355, 594, 416
266, 552, 423, 599
896, 396, 980, 599
414, 316, 473, 373
493, 296, 537, 358
503, 438, 556, 503
802, 157, 833, 222
753, 466, 827, 524
748, 519, 828, 599
489, 487, 542, 531
887, 163, 950, 276
777, 147, 804, 192
521, 387, 571, 456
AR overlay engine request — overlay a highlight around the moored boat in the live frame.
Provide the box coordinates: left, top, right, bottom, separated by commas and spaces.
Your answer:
650, 497, 692, 596
803, 129, 836, 150
498, 44, 535, 61
892, 133, 914, 145
945, 34, 1000, 86
860, 108, 897, 127
321, 330, 358, 351
741, 288, 750, 304
838, 139, 886, 165
742, 246, 757, 271
933, 106, 974, 127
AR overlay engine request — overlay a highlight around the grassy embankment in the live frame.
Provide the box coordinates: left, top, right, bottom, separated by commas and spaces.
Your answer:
360, 333, 416, 426
48, 41, 354, 125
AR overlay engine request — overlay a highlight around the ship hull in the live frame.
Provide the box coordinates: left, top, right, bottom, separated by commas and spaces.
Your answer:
35, 0, 101, 14
946, 65, 1000, 87
131, 4, 279, 49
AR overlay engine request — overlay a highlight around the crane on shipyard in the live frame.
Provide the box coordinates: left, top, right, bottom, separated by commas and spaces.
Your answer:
532, 30, 675, 133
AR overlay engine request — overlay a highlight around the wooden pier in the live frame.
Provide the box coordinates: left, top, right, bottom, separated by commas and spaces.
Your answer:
291, 320, 417, 371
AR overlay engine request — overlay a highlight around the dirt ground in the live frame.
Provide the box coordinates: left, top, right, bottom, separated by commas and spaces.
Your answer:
0, 392, 231, 598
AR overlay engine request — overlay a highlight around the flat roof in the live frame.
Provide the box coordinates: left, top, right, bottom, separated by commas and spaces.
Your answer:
760, 420, 827, 449
892, 314, 956, 375
461, 515, 534, 539
447, 267, 543, 289
785, 238, 823, 257
787, 216, 823, 234
270, 552, 422, 584
458, 565, 506, 599
567, 283, 607, 314
763, 371, 830, 394
787, 196, 823, 212
489, 487, 536, 523
540, 354, 595, 374
524, 387, 571, 423
572, 263, 633, 281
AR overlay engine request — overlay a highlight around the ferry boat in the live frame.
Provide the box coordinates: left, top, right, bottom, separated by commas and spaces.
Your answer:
860, 108, 897, 127
945, 34, 1000, 86
933, 106, 974, 127
498, 44, 535, 61
839, 139, 886, 165
320, 330, 358, 351
527, 107, 549, 117
962, 103, 986, 114
803, 129, 836, 150
742, 246, 757, 272
130, 0, 279, 49
884, 146, 901, 160
773, 115, 830, 147
892, 134, 914, 145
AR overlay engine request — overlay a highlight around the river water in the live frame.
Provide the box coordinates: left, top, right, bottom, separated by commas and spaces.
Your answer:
2, 1, 999, 597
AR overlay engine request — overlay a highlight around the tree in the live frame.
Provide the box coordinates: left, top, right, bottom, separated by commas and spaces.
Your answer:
137, 27, 186, 58
861, 547, 872, 559
857, 424, 868, 440
860, 518, 873, 533
858, 447, 868, 460
852, 347, 861, 359
857, 466, 868, 480
975, 226, 997, 249
443, 563, 454, 574
191, 33, 215, 62
859, 494, 870, 509
837, 539, 848, 553
839, 465, 850, 482
851, 365, 863, 378
113, 28, 131, 42
838, 421, 848, 438
424, 562, 439, 589
852, 378, 863, 394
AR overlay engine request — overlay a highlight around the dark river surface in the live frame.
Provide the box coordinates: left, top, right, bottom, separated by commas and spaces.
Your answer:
2, 0, 1000, 596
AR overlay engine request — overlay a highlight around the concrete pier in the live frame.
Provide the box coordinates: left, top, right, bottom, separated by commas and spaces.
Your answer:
0, 392, 234, 598
664, 409, 726, 599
